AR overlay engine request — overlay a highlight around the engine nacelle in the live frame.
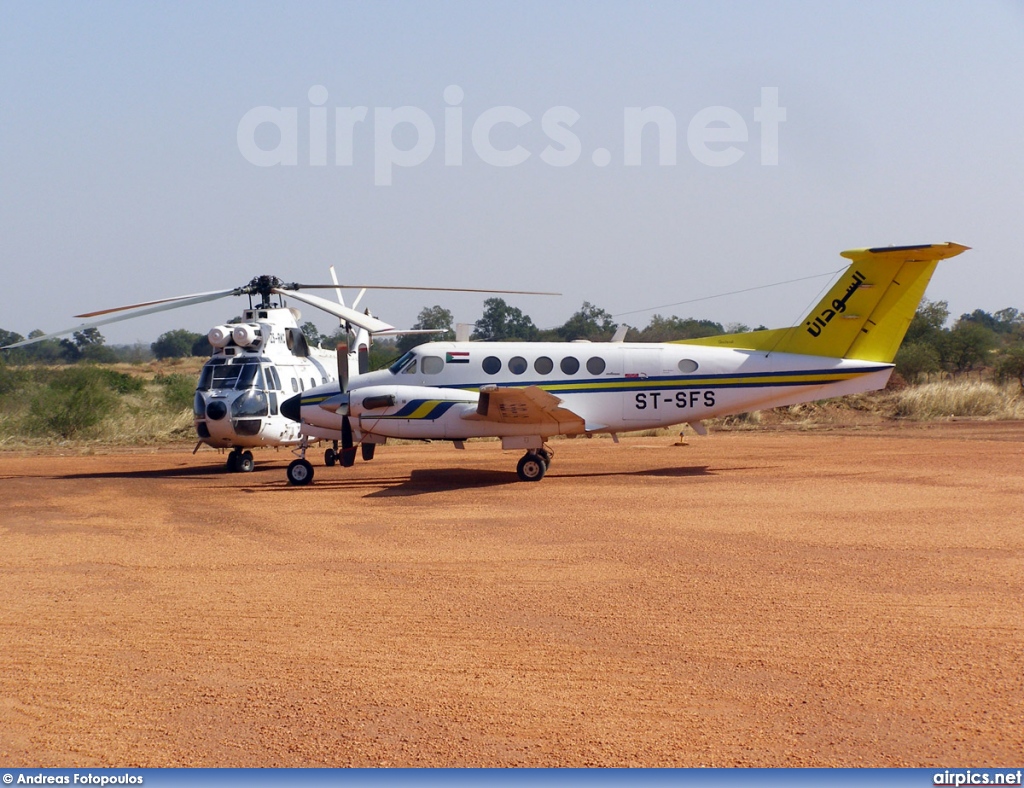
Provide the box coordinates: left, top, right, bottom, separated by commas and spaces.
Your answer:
207, 325, 234, 348
231, 323, 263, 349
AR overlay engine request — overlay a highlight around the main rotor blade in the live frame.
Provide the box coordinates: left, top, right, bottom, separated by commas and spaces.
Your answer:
75, 288, 237, 318
272, 288, 395, 334
294, 284, 561, 296
3, 290, 235, 349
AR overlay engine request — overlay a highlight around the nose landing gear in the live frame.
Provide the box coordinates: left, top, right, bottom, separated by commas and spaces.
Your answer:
226, 449, 255, 473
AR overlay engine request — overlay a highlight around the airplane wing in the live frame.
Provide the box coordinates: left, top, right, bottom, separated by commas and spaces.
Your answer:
463, 385, 587, 431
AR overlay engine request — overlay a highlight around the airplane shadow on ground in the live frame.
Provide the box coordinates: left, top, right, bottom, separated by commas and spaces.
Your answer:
258, 464, 731, 498
49, 462, 760, 497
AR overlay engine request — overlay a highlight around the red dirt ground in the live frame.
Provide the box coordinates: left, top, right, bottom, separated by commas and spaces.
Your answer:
1, 422, 1022, 766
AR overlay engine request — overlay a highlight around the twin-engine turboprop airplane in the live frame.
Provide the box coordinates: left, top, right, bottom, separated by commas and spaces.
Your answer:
282, 242, 968, 484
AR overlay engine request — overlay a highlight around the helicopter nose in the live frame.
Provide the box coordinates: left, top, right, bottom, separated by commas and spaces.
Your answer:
281, 393, 301, 422
206, 399, 228, 421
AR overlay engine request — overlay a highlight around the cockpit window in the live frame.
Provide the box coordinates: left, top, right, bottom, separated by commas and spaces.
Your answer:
199, 362, 264, 391
389, 351, 416, 374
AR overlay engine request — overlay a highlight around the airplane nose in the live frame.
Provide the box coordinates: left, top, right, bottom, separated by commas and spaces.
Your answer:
281, 393, 301, 422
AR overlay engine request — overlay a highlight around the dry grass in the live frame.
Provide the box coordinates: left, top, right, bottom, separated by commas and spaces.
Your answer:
892, 380, 1024, 420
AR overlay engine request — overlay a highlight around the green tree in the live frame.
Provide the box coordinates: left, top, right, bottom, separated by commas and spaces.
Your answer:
555, 302, 616, 341
994, 344, 1024, 390
20, 330, 64, 364
151, 329, 205, 360
472, 298, 538, 341
0, 329, 25, 348
398, 305, 454, 354
904, 299, 949, 345
938, 321, 996, 375
300, 321, 324, 347
634, 314, 724, 342
894, 341, 941, 382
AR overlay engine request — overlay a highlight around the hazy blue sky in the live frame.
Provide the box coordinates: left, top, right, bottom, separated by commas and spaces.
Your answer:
2, 1, 1022, 344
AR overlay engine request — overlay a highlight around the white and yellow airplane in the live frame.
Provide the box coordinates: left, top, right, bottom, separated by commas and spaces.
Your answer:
282, 242, 968, 484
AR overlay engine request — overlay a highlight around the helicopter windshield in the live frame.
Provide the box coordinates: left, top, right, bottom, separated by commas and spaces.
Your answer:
199, 362, 265, 391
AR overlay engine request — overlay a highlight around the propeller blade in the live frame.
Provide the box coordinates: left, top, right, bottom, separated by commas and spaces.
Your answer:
340, 414, 356, 467
336, 343, 349, 394
273, 289, 395, 334
294, 283, 561, 296
3, 290, 235, 349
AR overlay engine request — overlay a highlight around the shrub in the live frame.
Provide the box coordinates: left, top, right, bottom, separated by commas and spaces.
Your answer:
154, 372, 196, 411
26, 367, 119, 438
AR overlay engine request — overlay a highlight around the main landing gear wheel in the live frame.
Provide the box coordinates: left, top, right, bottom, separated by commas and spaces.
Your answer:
537, 447, 553, 469
287, 458, 314, 486
324, 448, 337, 467
517, 452, 547, 482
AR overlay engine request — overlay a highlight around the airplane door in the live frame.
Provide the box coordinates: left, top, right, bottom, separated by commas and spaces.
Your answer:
621, 348, 663, 421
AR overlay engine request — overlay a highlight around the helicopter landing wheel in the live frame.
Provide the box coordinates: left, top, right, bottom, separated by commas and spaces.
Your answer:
325, 448, 337, 467
516, 452, 547, 482
238, 450, 255, 473
226, 450, 240, 473
287, 459, 314, 486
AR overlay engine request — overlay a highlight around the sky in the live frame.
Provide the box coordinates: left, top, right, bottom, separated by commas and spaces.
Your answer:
2, 0, 1023, 345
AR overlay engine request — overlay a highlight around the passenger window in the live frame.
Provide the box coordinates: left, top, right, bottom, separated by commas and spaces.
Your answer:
421, 356, 444, 374
291, 378, 298, 393
534, 356, 553, 375
508, 356, 527, 375
678, 359, 699, 373
482, 356, 502, 375
587, 357, 606, 375
560, 356, 580, 375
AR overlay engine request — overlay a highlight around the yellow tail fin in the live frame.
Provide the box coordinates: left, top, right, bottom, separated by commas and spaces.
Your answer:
673, 242, 969, 361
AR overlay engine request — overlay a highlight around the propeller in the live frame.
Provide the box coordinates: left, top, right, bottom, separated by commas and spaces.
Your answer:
335, 342, 356, 467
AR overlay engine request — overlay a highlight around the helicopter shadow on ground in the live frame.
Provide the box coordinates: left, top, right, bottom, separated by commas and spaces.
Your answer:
48, 463, 270, 481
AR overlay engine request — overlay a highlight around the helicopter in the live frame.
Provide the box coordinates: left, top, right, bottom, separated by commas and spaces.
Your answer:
2, 272, 556, 472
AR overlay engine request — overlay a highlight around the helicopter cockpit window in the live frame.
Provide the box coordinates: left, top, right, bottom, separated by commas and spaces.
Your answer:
205, 362, 263, 391
264, 366, 282, 391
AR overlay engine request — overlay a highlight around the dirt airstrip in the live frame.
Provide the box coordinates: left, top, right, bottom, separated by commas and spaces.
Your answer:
1, 422, 1022, 767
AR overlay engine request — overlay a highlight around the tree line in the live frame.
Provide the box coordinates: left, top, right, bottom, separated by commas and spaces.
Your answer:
3, 297, 1024, 387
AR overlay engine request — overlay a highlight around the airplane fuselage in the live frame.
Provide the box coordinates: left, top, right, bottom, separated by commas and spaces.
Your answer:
295, 340, 892, 443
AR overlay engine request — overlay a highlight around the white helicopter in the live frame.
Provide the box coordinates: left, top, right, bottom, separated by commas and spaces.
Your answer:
282, 242, 968, 485
3, 272, 554, 472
